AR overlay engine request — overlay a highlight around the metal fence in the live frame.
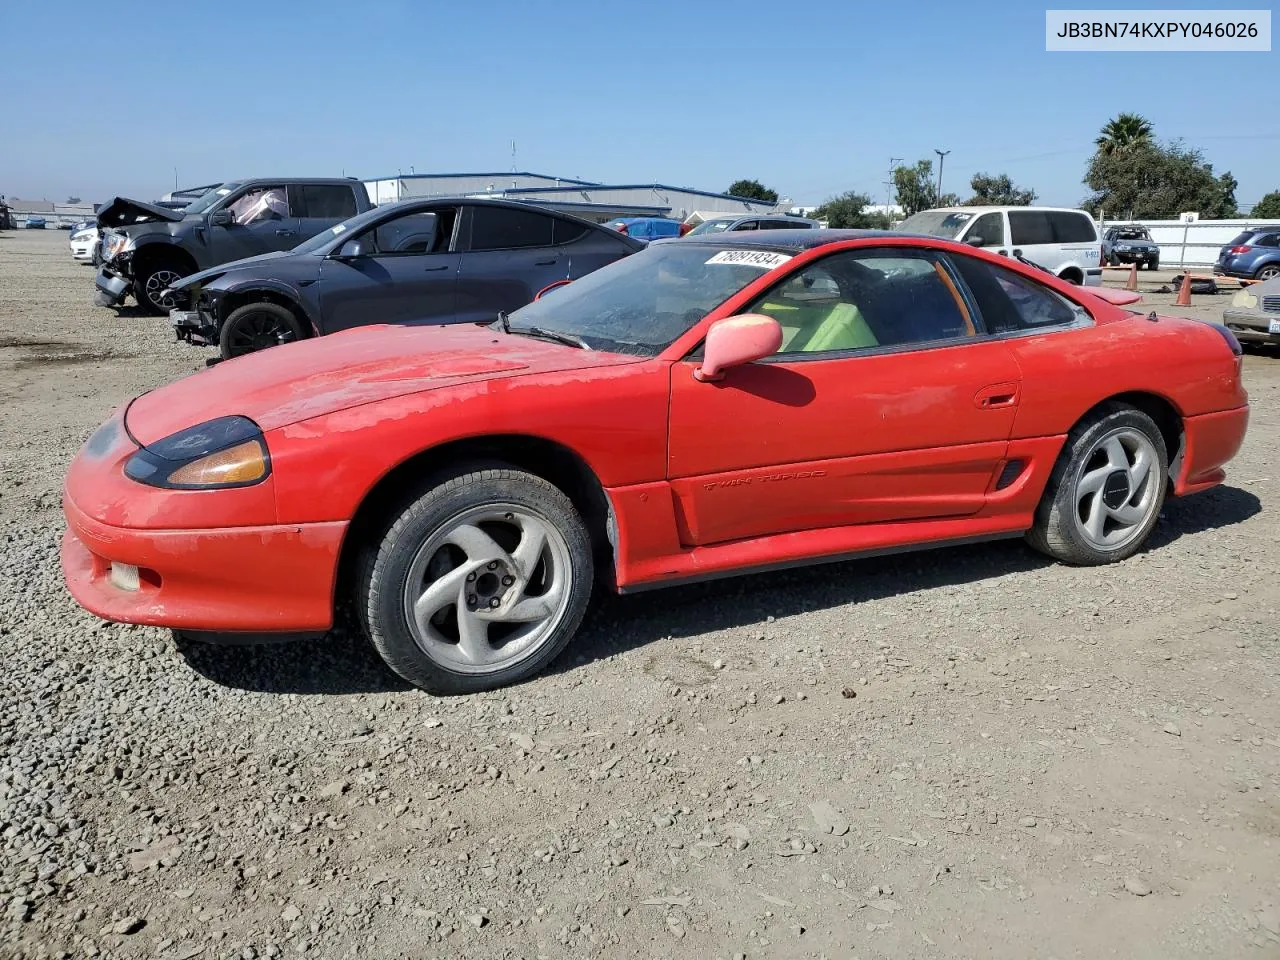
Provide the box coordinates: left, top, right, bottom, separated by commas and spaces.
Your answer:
1101, 218, 1279, 268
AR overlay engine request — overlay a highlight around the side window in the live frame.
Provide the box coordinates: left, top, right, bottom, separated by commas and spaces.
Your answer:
968, 212, 1005, 247
1048, 211, 1097, 243
1008, 210, 1054, 246
732, 220, 760, 231
952, 255, 1090, 333
748, 249, 976, 355
369, 210, 455, 255
297, 185, 359, 219
1255, 233, 1280, 248
228, 186, 289, 224
468, 206, 555, 250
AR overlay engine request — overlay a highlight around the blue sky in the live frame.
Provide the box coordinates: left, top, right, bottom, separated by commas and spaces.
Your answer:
3, 0, 1275, 209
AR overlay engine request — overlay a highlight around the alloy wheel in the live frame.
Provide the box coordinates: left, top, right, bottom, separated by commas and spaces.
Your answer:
1071, 427, 1160, 550
227, 311, 300, 355
144, 269, 184, 311
400, 504, 572, 674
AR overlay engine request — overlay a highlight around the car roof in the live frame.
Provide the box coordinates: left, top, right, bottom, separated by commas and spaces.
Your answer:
924, 205, 1092, 215
678, 228, 925, 252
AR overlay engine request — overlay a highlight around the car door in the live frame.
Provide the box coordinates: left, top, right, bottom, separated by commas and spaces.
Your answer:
292, 184, 361, 243
316, 207, 461, 333
453, 205, 567, 323
666, 246, 1023, 546
960, 211, 1009, 257
208, 184, 300, 262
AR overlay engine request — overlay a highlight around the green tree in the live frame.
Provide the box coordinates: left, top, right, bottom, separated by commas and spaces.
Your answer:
1095, 113, 1154, 155
725, 179, 778, 203
964, 172, 1036, 206
810, 191, 891, 229
1252, 191, 1280, 219
892, 160, 937, 217
1084, 140, 1237, 219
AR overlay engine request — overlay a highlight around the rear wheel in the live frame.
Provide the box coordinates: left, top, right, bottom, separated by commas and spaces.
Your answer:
1026, 404, 1168, 566
219, 302, 305, 359
360, 467, 594, 695
1255, 263, 1280, 282
134, 263, 189, 315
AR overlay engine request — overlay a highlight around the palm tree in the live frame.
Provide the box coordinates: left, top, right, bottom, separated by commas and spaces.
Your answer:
1095, 113, 1154, 155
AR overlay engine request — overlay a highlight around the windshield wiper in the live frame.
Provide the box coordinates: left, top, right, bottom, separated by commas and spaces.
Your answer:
495, 310, 510, 334
1014, 252, 1054, 276
516, 325, 590, 350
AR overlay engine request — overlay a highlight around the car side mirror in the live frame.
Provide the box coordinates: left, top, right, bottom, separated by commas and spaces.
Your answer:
694, 314, 783, 382
965, 235, 984, 247
335, 239, 368, 259
210, 209, 234, 227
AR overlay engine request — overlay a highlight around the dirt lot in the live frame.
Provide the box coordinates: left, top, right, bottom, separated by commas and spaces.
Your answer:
1, 228, 1278, 960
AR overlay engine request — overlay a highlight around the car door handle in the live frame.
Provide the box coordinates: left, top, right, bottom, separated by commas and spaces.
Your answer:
275, 229, 296, 237
1011, 248, 1022, 257
535, 258, 559, 266
423, 264, 450, 272
997, 249, 1009, 256
975, 382, 1019, 409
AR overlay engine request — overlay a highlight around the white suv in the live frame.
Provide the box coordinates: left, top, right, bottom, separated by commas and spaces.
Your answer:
898, 206, 1102, 286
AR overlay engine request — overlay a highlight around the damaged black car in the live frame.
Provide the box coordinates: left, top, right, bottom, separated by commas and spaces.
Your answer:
94, 179, 372, 314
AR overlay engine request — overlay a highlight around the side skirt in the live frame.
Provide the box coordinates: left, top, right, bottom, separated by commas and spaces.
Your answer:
617, 530, 1025, 594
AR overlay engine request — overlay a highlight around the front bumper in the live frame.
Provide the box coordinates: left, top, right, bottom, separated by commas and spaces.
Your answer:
94, 265, 130, 307
1222, 308, 1280, 344
60, 411, 347, 632
1110, 250, 1157, 264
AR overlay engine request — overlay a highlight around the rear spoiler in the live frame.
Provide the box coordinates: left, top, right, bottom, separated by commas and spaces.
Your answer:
1084, 287, 1142, 306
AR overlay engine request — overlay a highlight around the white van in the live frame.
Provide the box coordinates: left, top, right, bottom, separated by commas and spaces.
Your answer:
897, 206, 1102, 286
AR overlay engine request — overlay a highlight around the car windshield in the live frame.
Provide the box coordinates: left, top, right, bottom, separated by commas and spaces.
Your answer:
502, 243, 783, 356
1111, 228, 1150, 240
686, 218, 735, 236
896, 210, 973, 240
183, 184, 236, 215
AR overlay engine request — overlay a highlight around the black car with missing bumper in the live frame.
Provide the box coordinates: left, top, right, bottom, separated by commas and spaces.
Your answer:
165, 198, 644, 360
94, 178, 372, 315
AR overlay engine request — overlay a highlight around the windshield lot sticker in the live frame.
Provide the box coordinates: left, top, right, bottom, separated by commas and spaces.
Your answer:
706, 250, 793, 269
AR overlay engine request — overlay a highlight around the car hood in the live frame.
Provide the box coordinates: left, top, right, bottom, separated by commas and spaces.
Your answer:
169, 250, 297, 290
123, 323, 641, 446
96, 196, 187, 228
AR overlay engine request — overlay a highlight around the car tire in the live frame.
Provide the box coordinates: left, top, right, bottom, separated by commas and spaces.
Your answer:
360, 466, 594, 695
1255, 263, 1280, 282
219, 302, 305, 360
1149, 258, 1159, 271
133, 262, 190, 315
1026, 403, 1168, 566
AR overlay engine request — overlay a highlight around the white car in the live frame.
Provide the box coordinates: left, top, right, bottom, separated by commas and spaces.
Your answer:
69, 225, 100, 265
898, 206, 1102, 286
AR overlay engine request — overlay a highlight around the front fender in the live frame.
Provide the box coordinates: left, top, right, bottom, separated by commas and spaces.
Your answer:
207, 276, 321, 336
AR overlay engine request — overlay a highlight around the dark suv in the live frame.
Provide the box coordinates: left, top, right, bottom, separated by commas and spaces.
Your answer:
94, 178, 373, 314
1102, 225, 1159, 270
166, 198, 645, 359
1215, 226, 1280, 282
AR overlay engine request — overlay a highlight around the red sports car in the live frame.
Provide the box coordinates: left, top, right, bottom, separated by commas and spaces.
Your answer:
62, 231, 1250, 694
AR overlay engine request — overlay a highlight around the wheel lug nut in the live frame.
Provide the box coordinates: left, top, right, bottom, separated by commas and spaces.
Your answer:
489, 597, 500, 608
487, 561, 499, 570
501, 575, 514, 587
466, 594, 477, 606
465, 572, 476, 582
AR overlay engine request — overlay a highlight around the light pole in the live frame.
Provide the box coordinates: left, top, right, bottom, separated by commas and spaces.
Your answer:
934, 149, 950, 204
885, 157, 902, 217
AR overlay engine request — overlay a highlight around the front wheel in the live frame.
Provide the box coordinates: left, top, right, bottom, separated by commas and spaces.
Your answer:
219, 302, 305, 359
360, 467, 594, 694
1026, 404, 1168, 566
134, 263, 190, 315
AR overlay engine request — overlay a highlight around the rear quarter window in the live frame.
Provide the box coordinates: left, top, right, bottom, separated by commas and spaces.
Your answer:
1008, 210, 1055, 246
1048, 212, 1097, 243
952, 255, 1090, 333
552, 218, 591, 245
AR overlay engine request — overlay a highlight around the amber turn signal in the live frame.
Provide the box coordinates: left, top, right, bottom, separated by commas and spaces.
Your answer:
165, 440, 268, 487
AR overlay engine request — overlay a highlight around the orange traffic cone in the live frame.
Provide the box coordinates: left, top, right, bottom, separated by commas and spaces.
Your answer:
1125, 264, 1137, 291
1175, 271, 1192, 306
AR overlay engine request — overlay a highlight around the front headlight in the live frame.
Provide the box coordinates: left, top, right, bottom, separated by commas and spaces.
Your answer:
124, 416, 270, 489
101, 232, 128, 260
1232, 291, 1258, 309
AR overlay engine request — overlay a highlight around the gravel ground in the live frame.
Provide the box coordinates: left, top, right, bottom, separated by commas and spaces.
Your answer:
2, 229, 1278, 960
